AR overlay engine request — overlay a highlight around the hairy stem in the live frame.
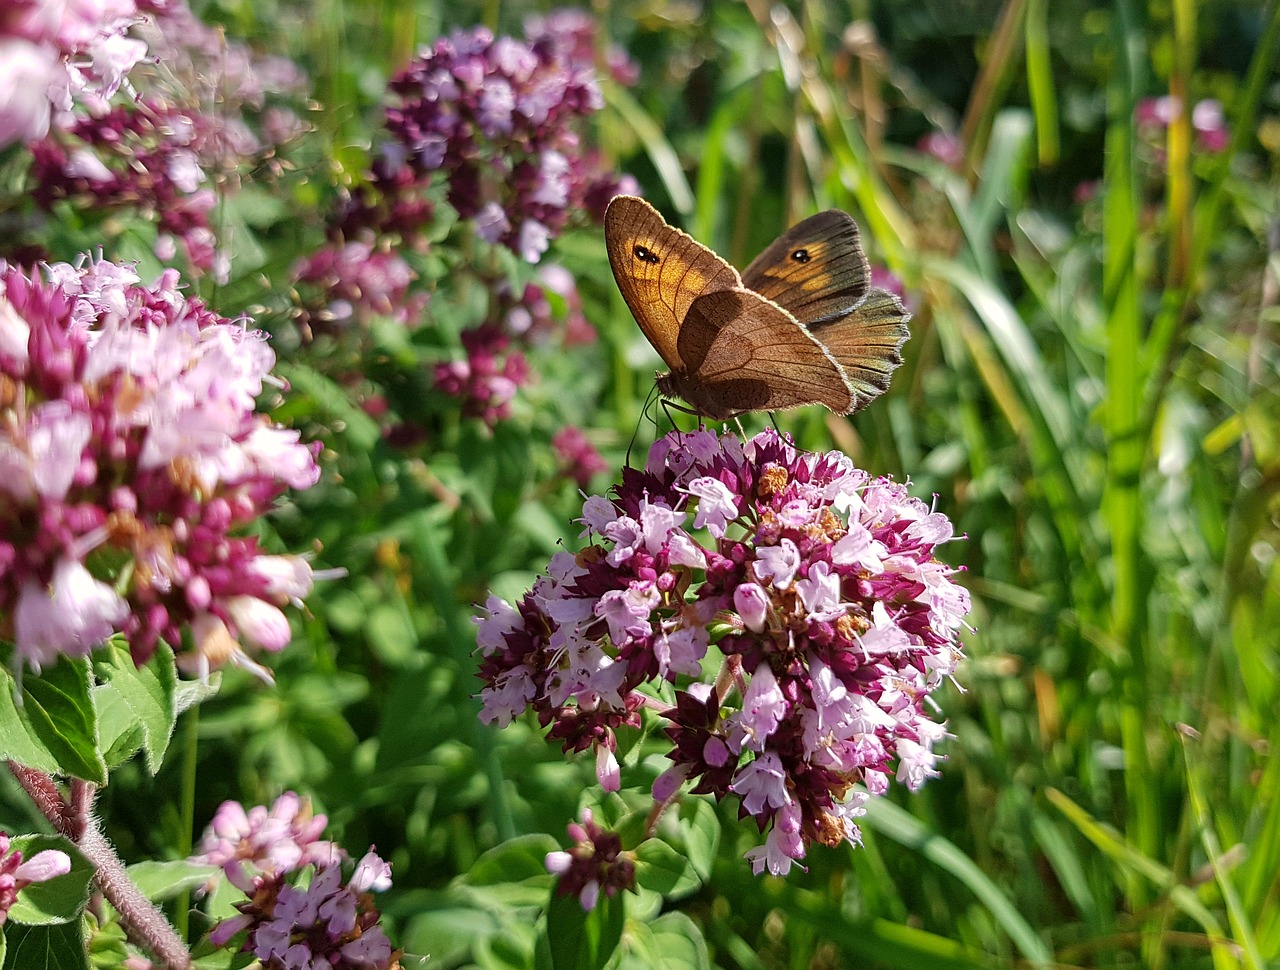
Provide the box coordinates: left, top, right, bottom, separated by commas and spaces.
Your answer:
6, 762, 191, 970
79, 820, 192, 970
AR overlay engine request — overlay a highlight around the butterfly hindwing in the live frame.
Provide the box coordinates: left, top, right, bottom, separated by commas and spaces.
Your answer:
604, 196, 741, 372
808, 288, 911, 411
741, 210, 870, 327
670, 288, 854, 417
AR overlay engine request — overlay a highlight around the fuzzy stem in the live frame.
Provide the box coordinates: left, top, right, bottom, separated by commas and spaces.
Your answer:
78, 820, 192, 970
6, 762, 191, 970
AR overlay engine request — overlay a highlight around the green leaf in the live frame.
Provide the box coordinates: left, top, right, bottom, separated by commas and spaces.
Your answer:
0, 651, 105, 784
91, 642, 177, 774
401, 905, 501, 968
616, 912, 709, 970
633, 838, 699, 898
125, 860, 219, 902
276, 361, 382, 452
466, 834, 560, 886
676, 800, 719, 883
1, 920, 89, 970
542, 888, 625, 970
5, 836, 93, 927
173, 672, 221, 716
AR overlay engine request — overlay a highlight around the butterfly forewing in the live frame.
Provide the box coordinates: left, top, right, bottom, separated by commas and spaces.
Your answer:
808, 288, 911, 411
671, 289, 854, 417
741, 210, 870, 327
604, 196, 741, 371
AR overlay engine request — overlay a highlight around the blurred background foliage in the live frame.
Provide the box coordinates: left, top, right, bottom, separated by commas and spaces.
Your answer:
10, 0, 1278, 966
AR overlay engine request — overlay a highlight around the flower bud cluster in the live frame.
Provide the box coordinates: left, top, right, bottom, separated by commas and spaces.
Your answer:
384, 20, 636, 262
0, 256, 319, 680
545, 809, 636, 911
194, 796, 397, 970
291, 241, 426, 331
478, 429, 969, 875
433, 325, 531, 428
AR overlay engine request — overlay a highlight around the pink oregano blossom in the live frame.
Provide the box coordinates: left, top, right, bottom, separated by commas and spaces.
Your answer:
545, 808, 636, 910
478, 429, 970, 876
0, 0, 146, 148
0, 256, 320, 681
0, 832, 72, 925
192, 796, 396, 968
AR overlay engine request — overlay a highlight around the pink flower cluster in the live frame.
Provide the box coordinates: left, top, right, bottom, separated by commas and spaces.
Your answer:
0, 832, 72, 925
32, 101, 223, 273
434, 265, 594, 428
1136, 95, 1230, 153
552, 426, 608, 490
916, 130, 964, 168
0, 0, 146, 148
23, 0, 309, 277
131, 0, 308, 141
384, 18, 636, 261
523, 8, 640, 89
477, 429, 969, 876
433, 325, 531, 428
545, 808, 636, 911
0, 256, 320, 681
500, 264, 595, 346
195, 795, 395, 970
291, 241, 426, 330
192, 792, 342, 879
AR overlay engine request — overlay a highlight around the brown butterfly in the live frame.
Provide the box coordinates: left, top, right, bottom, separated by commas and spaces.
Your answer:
604, 195, 909, 421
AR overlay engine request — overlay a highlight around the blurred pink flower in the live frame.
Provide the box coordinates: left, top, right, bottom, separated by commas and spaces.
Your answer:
917, 130, 964, 167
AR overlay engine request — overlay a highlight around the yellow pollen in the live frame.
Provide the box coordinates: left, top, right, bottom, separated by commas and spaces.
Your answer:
757, 464, 788, 498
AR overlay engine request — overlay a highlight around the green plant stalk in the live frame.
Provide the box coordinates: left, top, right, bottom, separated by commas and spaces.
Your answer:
1183, 738, 1266, 969
1024, 0, 1060, 166
959, 0, 1028, 179
1140, 2, 1280, 424
173, 705, 199, 941
1101, 0, 1156, 918
1164, 0, 1197, 290
1049, 787, 1244, 967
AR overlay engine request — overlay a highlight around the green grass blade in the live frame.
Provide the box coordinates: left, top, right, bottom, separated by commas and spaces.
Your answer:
1024, 0, 1060, 166
602, 80, 695, 217
865, 796, 1053, 967
1048, 788, 1244, 967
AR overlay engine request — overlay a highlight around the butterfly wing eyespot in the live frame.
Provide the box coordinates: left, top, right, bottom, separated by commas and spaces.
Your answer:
742, 210, 870, 327
605, 195, 741, 372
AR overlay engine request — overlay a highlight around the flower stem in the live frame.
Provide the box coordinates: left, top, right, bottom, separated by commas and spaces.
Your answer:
6, 762, 192, 970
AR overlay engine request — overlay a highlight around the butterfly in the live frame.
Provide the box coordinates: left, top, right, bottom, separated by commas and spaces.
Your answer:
603, 195, 910, 421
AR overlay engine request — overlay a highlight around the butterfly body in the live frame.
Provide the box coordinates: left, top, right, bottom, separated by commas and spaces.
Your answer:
604, 195, 909, 420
